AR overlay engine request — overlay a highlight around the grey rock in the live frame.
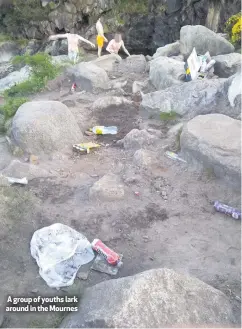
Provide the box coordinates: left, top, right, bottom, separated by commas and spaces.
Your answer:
228, 72, 241, 108
133, 149, 158, 168
213, 53, 242, 78
132, 80, 148, 94
153, 41, 180, 59
0, 41, 20, 63
115, 55, 147, 74
141, 77, 240, 120
11, 101, 82, 154
60, 268, 236, 328
118, 129, 158, 151
180, 25, 235, 59
0, 136, 12, 170
0, 66, 31, 93
0, 62, 15, 79
91, 96, 132, 111
149, 56, 185, 90
89, 174, 125, 201
2, 160, 51, 179
67, 62, 109, 91
23, 39, 42, 55
167, 122, 184, 151
180, 114, 241, 189
91, 54, 122, 72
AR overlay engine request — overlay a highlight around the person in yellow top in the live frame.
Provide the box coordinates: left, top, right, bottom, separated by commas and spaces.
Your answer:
96, 18, 108, 57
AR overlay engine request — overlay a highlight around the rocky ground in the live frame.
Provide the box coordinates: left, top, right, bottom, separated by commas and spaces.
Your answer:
0, 26, 241, 328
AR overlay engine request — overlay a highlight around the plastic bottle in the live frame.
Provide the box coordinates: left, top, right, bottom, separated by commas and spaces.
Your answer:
214, 201, 241, 220
91, 126, 117, 135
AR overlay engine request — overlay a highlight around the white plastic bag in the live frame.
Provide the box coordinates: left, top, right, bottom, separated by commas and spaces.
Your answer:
30, 223, 95, 288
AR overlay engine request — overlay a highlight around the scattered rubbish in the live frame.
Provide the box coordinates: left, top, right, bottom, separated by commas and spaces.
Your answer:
165, 151, 187, 163
185, 48, 216, 81
30, 154, 39, 165
186, 47, 200, 80
91, 239, 122, 266
214, 201, 241, 220
91, 254, 123, 276
7, 177, 28, 185
134, 191, 140, 196
71, 83, 77, 93
30, 223, 95, 288
90, 126, 117, 135
73, 142, 101, 154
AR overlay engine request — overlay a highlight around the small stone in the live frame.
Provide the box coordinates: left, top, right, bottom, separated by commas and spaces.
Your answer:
30, 154, 39, 165
31, 289, 38, 293
161, 191, 167, 197
143, 235, 149, 240
235, 296, 241, 302
149, 257, 154, 261
111, 221, 116, 227
163, 196, 168, 200
77, 272, 89, 281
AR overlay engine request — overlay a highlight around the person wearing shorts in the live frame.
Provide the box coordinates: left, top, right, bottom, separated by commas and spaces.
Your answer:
48, 33, 95, 64
96, 34, 108, 57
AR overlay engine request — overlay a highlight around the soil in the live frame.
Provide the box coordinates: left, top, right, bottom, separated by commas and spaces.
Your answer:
0, 59, 241, 328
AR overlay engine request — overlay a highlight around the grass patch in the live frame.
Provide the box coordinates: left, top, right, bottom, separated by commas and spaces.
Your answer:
0, 33, 28, 48
160, 111, 178, 121
0, 52, 61, 119
115, 0, 149, 15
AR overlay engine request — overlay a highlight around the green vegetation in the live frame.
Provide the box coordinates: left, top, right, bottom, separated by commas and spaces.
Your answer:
115, 0, 149, 15
160, 111, 178, 121
225, 13, 242, 48
0, 33, 28, 47
0, 53, 61, 119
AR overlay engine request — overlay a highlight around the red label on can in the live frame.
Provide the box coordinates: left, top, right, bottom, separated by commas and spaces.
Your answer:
92, 240, 120, 266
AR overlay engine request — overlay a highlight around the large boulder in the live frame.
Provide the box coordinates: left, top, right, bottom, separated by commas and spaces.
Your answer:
0, 66, 31, 93
89, 174, 125, 201
118, 129, 158, 151
60, 268, 236, 328
115, 55, 148, 74
11, 101, 83, 154
91, 54, 122, 72
149, 56, 185, 90
2, 160, 50, 179
67, 62, 109, 91
180, 114, 241, 189
91, 96, 133, 111
228, 72, 241, 109
213, 53, 242, 78
141, 76, 241, 120
152, 41, 180, 59
0, 41, 20, 63
180, 25, 235, 59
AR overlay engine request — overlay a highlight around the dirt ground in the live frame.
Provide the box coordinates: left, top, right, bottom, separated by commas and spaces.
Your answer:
0, 66, 241, 328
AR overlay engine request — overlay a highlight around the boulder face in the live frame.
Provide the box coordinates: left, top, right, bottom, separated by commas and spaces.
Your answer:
0, 41, 20, 63
0, 66, 31, 93
60, 268, 236, 328
67, 62, 109, 91
140, 77, 241, 120
152, 41, 180, 59
149, 56, 185, 90
180, 114, 241, 189
180, 25, 235, 59
213, 53, 242, 78
89, 174, 125, 201
114, 55, 148, 74
11, 101, 83, 154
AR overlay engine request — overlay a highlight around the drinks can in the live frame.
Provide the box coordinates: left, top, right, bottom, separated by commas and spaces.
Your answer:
91, 239, 121, 266
214, 201, 241, 220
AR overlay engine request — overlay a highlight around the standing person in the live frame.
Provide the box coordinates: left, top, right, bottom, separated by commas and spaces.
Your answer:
48, 33, 95, 64
106, 33, 130, 57
96, 18, 108, 57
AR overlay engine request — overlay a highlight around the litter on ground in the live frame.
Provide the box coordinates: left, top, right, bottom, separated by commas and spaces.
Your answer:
214, 201, 241, 220
165, 151, 187, 163
7, 177, 28, 185
73, 142, 101, 154
30, 223, 95, 289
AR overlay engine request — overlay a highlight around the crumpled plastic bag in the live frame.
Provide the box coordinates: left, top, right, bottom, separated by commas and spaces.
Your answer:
30, 223, 95, 288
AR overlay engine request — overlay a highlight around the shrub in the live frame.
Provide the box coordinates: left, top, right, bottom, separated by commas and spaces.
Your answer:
225, 13, 242, 48
0, 97, 28, 118
4, 52, 60, 98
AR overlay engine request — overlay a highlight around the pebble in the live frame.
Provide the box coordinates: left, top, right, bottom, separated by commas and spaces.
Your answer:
143, 235, 149, 240
161, 191, 167, 197
235, 296, 241, 302
31, 289, 39, 294
149, 257, 154, 261
77, 272, 89, 281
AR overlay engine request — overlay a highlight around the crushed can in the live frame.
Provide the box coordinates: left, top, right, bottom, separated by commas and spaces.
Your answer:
91, 239, 122, 266
214, 201, 241, 220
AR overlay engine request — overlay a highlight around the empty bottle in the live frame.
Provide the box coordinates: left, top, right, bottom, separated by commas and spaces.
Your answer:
214, 201, 241, 220
91, 126, 117, 135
